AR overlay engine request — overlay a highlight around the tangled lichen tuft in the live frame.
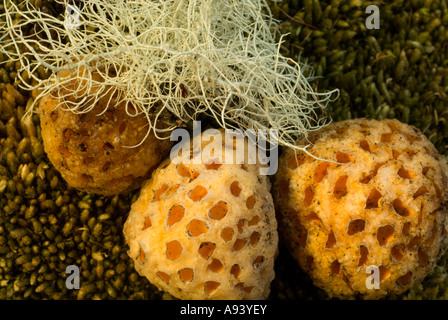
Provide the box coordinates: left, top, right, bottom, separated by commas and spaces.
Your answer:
0, 0, 338, 150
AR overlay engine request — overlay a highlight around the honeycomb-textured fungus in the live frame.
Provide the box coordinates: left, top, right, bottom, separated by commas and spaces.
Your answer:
273, 118, 448, 299
124, 130, 278, 300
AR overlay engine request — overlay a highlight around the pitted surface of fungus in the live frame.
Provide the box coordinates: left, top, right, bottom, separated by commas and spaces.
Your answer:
273, 118, 448, 299
123, 130, 278, 300
39, 68, 172, 195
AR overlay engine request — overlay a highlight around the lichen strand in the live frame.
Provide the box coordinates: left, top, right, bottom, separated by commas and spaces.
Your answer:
1, 0, 337, 152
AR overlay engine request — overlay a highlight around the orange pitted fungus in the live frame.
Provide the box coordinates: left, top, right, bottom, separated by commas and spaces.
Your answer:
39, 68, 172, 195
124, 130, 277, 300
273, 118, 448, 299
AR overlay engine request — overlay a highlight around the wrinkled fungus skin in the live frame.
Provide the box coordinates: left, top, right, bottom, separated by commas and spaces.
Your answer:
124, 130, 278, 300
273, 118, 448, 299
39, 69, 172, 195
